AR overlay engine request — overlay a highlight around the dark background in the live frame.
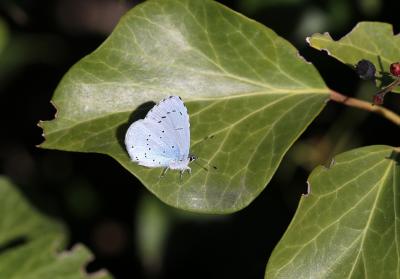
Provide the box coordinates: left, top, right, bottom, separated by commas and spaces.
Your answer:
0, 0, 398, 278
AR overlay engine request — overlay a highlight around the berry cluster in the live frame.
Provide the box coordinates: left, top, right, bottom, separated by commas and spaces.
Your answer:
355, 60, 400, 105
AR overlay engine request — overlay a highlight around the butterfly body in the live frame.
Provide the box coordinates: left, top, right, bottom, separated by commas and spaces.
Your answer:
125, 96, 193, 175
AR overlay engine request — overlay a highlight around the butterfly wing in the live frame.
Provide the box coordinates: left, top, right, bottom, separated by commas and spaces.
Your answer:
125, 119, 180, 167
143, 96, 190, 159
125, 96, 190, 168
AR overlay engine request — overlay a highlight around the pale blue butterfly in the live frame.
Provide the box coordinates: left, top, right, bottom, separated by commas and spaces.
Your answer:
125, 96, 196, 176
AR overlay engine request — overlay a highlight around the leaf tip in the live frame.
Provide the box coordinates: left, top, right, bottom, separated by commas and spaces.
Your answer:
306, 32, 333, 56
36, 121, 46, 148
50, 99, 59, 119
36, 100, 59, 148
296, 50, 313, 65
60, 244, 110, 278
305, 36, 312, 45
302, 181, 311, 197
324, 157, 336, 170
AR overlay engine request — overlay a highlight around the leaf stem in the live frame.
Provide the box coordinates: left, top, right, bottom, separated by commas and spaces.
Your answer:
329, 89, 400, 126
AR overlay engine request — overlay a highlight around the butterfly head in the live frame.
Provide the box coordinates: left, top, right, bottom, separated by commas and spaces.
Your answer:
188, 154, 197, 162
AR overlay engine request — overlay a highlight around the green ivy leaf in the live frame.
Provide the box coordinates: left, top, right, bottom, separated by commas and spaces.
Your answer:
40, 0, 329, 213
0, 177, 112, 279
265, 145, 400, 278
307, 21, 400, 93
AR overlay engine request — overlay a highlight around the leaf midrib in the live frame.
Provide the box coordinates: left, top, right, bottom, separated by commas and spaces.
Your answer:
154, 93, 321, 211
346, 159, 394, 278
43, 89, 329, 138
271, 152, 393, 277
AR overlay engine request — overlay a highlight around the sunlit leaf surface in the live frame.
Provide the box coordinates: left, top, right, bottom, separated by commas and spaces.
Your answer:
40, 0, 329, 213
308, 21, 400, 93
0, 177, 112, 279
266, 145, 400, 278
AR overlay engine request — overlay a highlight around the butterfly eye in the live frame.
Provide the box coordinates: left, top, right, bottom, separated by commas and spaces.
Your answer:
189, 154, 197, 162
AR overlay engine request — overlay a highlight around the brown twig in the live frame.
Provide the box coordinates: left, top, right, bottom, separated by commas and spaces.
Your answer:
329, 90, 400, 126
376, 78, 400, 95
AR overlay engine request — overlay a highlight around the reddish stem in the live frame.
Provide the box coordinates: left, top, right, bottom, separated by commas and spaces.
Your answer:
329, 90, 400, 126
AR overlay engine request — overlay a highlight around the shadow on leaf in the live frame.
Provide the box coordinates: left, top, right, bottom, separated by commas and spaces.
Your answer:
387, 149, 400, 165
0, 236, 26, 254
377, 55, 395, 87
116, 101, 156, 152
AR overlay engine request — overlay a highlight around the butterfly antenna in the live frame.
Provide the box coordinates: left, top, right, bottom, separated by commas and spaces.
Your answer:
195, 157, 218, 171
192, 134, 215, 149
190, 135, 218, 171
194, 160, 209, 172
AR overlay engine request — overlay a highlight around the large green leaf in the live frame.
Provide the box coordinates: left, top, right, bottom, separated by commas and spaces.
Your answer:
307, 22, 400, 93
265, 145, 400, 278
39, 0, 329, 213
0, 177, 112, 279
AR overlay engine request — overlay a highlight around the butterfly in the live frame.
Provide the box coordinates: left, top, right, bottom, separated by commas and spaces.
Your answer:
125, 96, 196, 177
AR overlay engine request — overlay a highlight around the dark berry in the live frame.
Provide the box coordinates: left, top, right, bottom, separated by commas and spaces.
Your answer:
355, 59, 376, 80
373, 93, 385, 105
390, 62, 400, 77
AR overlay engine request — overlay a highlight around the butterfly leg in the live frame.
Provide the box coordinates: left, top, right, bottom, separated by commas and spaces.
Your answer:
160, 167, 169, 178
178, 167, 190, 180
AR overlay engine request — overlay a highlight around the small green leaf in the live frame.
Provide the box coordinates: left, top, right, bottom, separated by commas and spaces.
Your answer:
307, 21, 400, 93
40, 0, 329, 213
0, 177, 112, 279
265, 145, 400, 278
